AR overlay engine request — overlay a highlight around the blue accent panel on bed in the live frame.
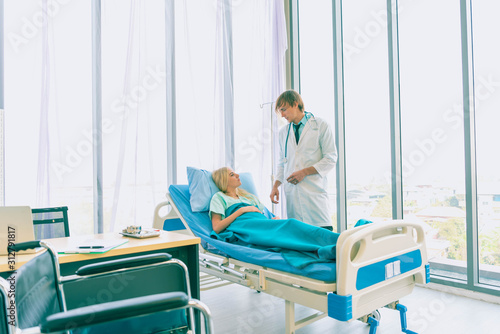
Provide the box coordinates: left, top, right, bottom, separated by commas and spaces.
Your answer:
356, 250, 422, 291
425, 263, 430, 284
327, 293, 352, 321
168, 184, 337, 282
162, 218, 186, 231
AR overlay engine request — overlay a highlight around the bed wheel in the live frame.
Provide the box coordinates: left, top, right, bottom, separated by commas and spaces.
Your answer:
359, 309, 381, 325
370, 310, 381, 322
367, 310, 381, 334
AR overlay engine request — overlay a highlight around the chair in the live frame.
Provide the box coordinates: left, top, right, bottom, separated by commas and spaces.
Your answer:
0, 278, 13, 334
31, 206, 70, 239
5, 240, 214, 334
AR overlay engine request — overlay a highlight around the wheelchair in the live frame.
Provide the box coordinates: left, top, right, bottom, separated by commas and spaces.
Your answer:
1, 240, 213, 334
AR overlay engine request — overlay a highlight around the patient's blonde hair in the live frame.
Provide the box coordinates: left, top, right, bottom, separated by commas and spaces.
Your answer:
212, 167, 251, 199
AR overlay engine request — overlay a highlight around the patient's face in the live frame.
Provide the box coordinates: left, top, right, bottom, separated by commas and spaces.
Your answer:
227, 168, 242, 188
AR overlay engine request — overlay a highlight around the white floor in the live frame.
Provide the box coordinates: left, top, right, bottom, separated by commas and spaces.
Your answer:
200, 281, 500, 333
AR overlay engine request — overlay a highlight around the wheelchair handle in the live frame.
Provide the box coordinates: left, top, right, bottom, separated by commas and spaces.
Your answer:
10, 240, 41, 252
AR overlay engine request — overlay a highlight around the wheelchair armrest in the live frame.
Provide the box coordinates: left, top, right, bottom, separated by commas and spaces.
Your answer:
10, 241, 42, 252
76, 253, 173, 276
40, 292, 189, 333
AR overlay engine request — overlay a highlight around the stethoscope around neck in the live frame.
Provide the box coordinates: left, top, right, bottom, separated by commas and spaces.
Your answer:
284, 112, 315, 163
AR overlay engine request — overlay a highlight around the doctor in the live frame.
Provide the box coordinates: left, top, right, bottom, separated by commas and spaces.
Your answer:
270, 90, 338, 229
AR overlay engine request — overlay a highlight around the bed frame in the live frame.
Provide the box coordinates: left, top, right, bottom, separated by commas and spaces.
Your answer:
153, 192, 429, 334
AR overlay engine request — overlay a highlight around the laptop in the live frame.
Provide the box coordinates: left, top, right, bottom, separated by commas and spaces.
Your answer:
0, 206, 42, 255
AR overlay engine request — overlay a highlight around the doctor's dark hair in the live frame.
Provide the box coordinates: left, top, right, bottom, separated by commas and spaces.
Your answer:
275, 90, 304, 112
212, 167, 252, 199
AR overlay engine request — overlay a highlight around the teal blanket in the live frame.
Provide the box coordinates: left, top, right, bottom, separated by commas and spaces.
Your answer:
210, 203, 341, 269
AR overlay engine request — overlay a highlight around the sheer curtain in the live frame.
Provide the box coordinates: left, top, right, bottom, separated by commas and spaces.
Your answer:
101, 0, 167, 232
36, 0, 50, 207
233, 0, 287, 213
3, 0, 287, 236
213, 0, 234, 169
176, 0, 235, 179
264, 0, 287, 216
174, 0, 286, 207
5, 0, 93, 236
175, 1, 215, 179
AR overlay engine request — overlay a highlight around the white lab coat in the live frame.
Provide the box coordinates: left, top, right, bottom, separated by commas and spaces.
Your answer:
276, 116, 338, 227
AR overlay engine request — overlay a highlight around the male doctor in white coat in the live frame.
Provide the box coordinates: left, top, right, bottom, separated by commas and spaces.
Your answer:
270, 90, 338, 229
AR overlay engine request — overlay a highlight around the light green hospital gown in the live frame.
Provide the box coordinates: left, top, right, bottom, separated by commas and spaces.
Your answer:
209, 191, 265, 219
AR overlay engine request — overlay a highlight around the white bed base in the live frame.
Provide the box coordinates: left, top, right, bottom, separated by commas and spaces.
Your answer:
154, 195, 429, 334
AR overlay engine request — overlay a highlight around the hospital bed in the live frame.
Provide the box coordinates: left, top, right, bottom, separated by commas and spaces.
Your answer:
154, 184, 429, 334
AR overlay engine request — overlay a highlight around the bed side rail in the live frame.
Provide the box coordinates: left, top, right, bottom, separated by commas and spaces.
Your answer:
153, 196, 196, 236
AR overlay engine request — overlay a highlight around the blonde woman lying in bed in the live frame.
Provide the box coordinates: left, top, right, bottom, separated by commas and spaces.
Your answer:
209, 167, 371, 268
210, 167, 280, 234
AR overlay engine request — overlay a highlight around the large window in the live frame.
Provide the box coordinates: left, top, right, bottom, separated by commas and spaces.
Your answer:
399, 1, 466, 281
298, 0, 337, 229
343, 0, 392, 228
472, 0, 500, 287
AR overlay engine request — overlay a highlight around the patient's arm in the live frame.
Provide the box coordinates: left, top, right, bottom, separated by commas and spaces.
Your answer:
211, 206, 261, 234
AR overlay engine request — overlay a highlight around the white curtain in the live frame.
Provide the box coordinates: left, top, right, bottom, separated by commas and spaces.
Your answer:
232, 0, 287, 213
213, 0, 234, 169
175, 0, 220, 179
262, 0, 287, 217
5, 0, 94, 236
36, 0, 51, 207
4, 0, 287, 236
105, 0, 141, 232
102, 0, 167, 232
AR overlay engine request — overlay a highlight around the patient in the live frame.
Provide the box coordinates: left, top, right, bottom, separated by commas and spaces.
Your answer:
209, 167, 369, 268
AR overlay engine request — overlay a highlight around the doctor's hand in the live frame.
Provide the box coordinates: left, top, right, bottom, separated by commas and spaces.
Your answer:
286, 170, 307, 185
270, 186, 280, 204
